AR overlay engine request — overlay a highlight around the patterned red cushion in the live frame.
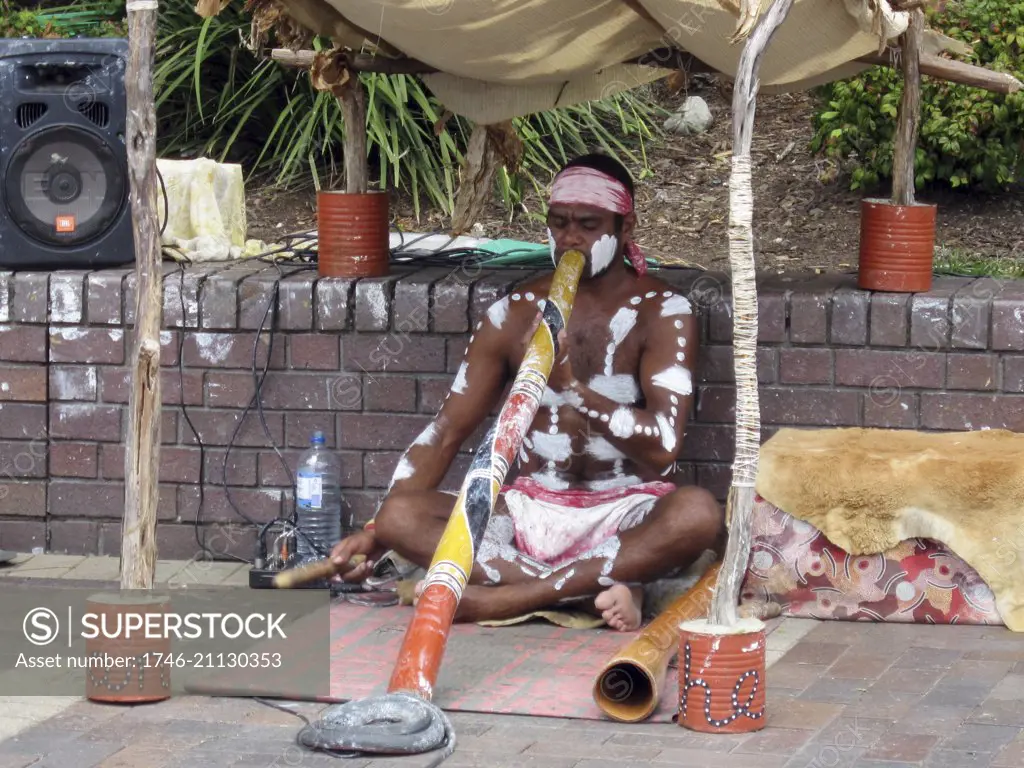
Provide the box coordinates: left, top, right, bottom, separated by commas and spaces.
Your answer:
740, 496, 1002, 625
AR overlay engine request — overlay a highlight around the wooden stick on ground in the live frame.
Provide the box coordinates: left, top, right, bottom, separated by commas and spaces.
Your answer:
121, 0, 163, 590
891, 9, 925, 207
709, 0, 795, 627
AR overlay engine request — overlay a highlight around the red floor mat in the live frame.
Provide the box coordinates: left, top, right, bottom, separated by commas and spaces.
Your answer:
189, 598, 679, 722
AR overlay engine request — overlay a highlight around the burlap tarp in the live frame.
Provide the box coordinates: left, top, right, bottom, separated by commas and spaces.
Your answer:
267, 0, 962, 123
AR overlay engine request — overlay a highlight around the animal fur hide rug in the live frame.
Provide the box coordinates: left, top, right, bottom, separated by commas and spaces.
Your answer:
755, 427, 1024, 631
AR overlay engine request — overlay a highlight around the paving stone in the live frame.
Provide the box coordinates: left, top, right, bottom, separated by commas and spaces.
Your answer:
944, 660, 1016, 685
443, 757, 577, 768
450, 734, 540, 755
94, 745, 177, 768
797, 677, 872, 704
0, 758, 42, 768
987, 674, 1024, 701
163, 755, 260, 768
762, 700, 844, 731
234, 750, 368, 768
781, 642, 852, 666
783, 741, 867, 767
866, 666, 945, 694
606, 729, 744, 751
992, 733, 1024, 767
766, 662, 831, 692
365, 757, 494, 768
969, 700, 1024, 727
886, 705, 977, 736
812, 716, 891, 749
938, 723, 1021, 754
840, 690, 920, 719
923, 749, 997, 767
963, 648, 1024, 663
828, 654, 894, 680
0, 726, 82, 755
651, 749, 789, 766
730, 727, 813, 755
863, 732, 939, 762
523, 739, 660, 761
18, 739, 123, 768
921, 681, 998, 708
891, 647, 965, 669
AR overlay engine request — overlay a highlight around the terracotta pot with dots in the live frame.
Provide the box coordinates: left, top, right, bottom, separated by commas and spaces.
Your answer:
677, 617, 766, 734
84, 593, 172, 703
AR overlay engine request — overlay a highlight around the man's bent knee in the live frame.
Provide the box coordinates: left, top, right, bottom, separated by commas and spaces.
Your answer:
373, 492, 419, 551
660, 486, 724, 550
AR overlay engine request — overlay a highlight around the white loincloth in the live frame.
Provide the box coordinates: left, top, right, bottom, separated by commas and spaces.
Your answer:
495, 477, 676, 570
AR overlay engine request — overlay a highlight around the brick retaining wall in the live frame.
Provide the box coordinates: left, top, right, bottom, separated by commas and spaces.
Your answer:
1, 260, 1022, 561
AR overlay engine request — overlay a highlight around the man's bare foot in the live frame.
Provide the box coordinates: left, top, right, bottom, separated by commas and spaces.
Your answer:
594, 583, 643, 631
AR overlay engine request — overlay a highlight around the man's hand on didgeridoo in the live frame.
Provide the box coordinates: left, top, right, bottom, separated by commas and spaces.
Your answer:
329, 531, 381, 583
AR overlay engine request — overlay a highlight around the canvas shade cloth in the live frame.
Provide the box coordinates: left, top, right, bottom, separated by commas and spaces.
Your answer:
273, 0, 958, 123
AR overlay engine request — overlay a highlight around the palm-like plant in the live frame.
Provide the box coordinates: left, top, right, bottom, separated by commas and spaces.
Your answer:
8, 0, 666, 220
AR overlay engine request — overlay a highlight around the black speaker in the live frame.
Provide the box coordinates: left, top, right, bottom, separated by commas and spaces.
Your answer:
0, 38, 134, 270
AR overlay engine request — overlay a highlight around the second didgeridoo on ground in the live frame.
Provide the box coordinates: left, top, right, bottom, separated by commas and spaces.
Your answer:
592, 561, 721, 722
386, 249, 586, 700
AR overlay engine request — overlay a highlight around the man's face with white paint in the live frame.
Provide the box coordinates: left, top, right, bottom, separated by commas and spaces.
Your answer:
546, 203, 635, 279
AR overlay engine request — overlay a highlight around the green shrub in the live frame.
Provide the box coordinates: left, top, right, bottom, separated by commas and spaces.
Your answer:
810, 0, 1024, 192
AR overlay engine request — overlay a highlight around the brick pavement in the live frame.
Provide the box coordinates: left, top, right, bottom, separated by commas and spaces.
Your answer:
2, 616, 1024, 767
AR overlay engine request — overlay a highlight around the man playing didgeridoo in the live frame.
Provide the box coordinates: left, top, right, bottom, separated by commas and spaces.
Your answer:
330, 153, 723, 631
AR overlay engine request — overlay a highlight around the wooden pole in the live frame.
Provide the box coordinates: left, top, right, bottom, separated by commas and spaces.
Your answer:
339, 74, 368, 194
709, 0, 795, 627
270, 46, 1022, 96
858, 50, 1024, 95
121, 0, 163, 590
891, 9, 925, 206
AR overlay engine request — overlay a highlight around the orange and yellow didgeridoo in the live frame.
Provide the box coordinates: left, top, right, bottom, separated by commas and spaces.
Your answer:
387, 249, 586, 699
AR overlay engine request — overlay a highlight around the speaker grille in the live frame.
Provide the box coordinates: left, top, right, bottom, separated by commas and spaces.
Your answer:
4, 125, 125, 247
78, 101, 109, 128
16, 103, 48, 129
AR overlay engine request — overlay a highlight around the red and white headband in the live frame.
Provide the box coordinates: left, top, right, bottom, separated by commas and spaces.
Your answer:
549, 166, 647, 275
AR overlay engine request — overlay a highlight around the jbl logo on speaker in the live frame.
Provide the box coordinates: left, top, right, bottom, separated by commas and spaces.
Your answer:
55, 215, 76, 233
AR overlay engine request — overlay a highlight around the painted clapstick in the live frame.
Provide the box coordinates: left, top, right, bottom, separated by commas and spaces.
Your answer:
592, 561, 720, 722
386, 249, 587, 699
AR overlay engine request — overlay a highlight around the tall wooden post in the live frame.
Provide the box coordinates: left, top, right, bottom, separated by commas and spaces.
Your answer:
891, 8, 924, 206
121, 0, 163, 590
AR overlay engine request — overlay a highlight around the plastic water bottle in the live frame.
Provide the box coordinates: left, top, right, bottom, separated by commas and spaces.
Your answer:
295, 430, 343, 563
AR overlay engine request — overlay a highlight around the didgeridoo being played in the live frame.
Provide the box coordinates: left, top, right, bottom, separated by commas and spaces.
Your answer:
592, 560, 720, 722
295, 248, 585, 759
389, 247, 587, 696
